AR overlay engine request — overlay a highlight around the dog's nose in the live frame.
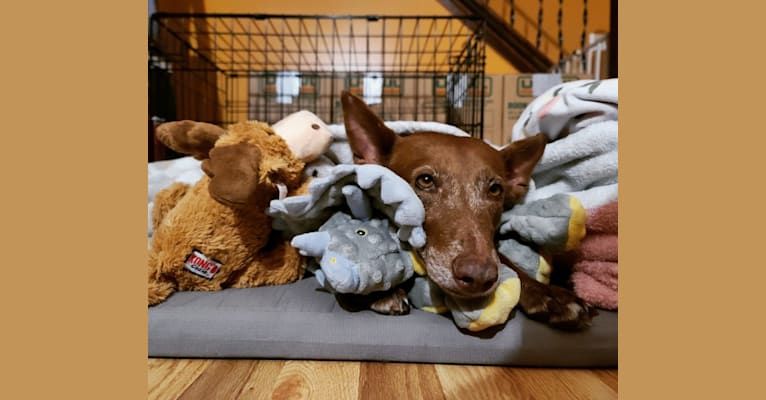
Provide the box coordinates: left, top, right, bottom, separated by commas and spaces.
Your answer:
452, 256, 498, 295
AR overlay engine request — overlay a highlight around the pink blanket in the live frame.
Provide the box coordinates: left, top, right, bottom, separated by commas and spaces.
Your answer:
571, 201, 618, 310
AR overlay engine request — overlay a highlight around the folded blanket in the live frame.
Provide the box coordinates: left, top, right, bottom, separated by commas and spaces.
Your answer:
571, 201, 618, 310
582, 201, 618, 234
512, 79, 618, 211
571, 267, 617, 310
574, 234, 618, 262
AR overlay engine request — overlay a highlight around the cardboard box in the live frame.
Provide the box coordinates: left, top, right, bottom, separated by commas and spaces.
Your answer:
397, 76, 419, 121
420, 74, 503, 141
474, 74, 504, 146
381, 75, 403, 121
501, 73, 591, 145
308, 75, 337, 123
418, 75, 449, 123
246, 72, 304, 123
403, 76, 418, 99
332, 74, 427, 122
419, 96, 447, 123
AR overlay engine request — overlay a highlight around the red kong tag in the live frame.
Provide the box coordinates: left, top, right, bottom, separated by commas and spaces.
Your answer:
184, 250, 223, 280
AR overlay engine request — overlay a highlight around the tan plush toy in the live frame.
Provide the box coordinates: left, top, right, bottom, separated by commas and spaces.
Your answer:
148, 112, 332, 306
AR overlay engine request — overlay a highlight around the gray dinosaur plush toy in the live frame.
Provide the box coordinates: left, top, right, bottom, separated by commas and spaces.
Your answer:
277, 161, 424, 295
291, 211, 415, 294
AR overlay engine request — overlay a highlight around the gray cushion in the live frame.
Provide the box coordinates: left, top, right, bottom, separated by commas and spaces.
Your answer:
148, 278, 617, 366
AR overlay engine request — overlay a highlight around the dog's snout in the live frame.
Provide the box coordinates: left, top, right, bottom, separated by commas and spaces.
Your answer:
452, 256, 498, 295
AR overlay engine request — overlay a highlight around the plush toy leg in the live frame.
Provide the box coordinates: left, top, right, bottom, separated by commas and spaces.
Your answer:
408, 276, 450, 314
147, 250, 177, 306
498, 238, 552, 284
148, 279, 176, 306
151, 182, 190, 232
231, 238, 306, 288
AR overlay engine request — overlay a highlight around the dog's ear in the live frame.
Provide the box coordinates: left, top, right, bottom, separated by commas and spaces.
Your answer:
155, 120, 227, 160
341, 90, 398, 165
501, 133, 547, 205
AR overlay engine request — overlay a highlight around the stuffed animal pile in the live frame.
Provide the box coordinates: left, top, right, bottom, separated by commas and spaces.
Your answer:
148, 113, 588, 333
147, 111, 332, 305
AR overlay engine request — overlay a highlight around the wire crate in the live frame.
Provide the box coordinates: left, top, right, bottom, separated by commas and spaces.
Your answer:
148, 13, 487, 159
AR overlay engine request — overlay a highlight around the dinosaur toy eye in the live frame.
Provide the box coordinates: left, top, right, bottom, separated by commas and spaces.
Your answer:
415, 174, 435, 190
355, 229, 367, 236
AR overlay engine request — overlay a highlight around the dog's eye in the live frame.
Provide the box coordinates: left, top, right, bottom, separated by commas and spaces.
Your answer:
488, 183, 504, 196
415, 174, 435, 190
355, 229, 367, 236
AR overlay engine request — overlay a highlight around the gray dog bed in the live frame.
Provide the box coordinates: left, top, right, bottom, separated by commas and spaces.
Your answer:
148, 277, 617, 366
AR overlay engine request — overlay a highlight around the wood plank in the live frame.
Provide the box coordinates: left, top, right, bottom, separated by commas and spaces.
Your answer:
271, 360, 360, 400
415, 363, 447, 400
358, 362, 445, 400
503, 368, 583, 400
503, 368, 616, 400
436, 364, 534, 400
176, 359, 256, 400
554, 369, 617, 400
148, 358, 210, 400
436, 365, 618, 400
237, 360, 287, 400
592, 369, 618, 392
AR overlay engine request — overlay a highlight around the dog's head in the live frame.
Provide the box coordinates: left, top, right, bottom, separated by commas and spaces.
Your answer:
341, 91, 546, 299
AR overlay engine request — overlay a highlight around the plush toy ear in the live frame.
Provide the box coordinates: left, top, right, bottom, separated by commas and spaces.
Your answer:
201, 143, 274, 208
341, 90, 398, 165
155, 120, 227, 160
501, 133, 547, 206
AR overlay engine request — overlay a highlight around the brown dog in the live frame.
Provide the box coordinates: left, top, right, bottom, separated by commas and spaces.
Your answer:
339, 91, 595, 330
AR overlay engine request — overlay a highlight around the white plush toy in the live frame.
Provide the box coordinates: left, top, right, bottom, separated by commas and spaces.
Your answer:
272, 110, 333, 163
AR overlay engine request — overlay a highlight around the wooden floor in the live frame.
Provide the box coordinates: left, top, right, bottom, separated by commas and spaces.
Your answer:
148, 358, 617, 399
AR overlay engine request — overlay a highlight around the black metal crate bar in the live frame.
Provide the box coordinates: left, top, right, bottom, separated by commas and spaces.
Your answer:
148, 13, 486, 151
